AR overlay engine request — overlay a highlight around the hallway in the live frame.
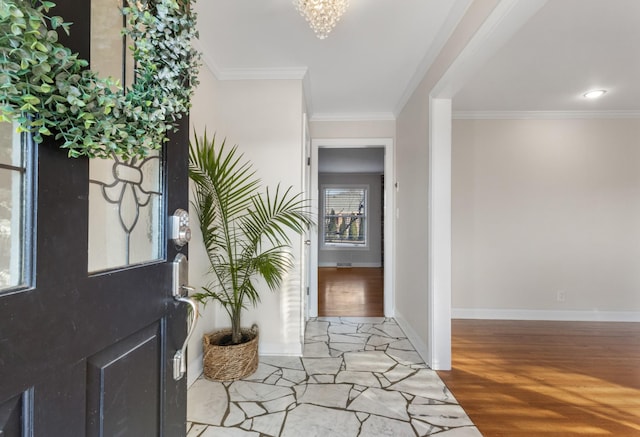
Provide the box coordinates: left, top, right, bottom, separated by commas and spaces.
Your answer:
186, 317, 479, 436
318, 267, 384, 317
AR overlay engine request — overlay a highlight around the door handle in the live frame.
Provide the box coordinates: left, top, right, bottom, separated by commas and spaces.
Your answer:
172, 253, 199, 380
173, 291, 198, 380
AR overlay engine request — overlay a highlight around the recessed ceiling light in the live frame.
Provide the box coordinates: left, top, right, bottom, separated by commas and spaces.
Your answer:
583, 89, 607, 99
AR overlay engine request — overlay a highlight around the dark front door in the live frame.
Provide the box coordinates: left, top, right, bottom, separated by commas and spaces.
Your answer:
0, 1, 191, 435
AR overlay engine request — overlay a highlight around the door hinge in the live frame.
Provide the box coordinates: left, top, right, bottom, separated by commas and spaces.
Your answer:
306, 286, 310, 295
307, 157, 310, 166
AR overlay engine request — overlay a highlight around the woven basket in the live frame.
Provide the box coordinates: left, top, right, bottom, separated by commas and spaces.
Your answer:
202, 324, 259, 381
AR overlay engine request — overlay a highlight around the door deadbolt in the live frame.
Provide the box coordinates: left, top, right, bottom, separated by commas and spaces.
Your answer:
169, 208, 191, 247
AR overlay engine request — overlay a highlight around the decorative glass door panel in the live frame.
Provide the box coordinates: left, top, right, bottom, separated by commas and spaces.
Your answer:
88, 153, 163, 271
88, 0, 162, 272
0, 121, 29, 291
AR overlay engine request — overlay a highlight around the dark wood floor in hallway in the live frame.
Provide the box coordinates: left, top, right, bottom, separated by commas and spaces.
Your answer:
318, 267, 383, 317
437, 319, 640, 437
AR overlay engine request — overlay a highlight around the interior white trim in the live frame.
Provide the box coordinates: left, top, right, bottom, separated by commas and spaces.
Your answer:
192, 39, 222, 79
196, 45, 314, 116
428, 98, 452, 371
395, 0, 473, 115
431, 0, 549, 100
310, 138, 395, 319
302, 74, 313, 119
425, 0, 548, 372
453, 308, 640, 322
453, 110, 640, 119
310, 113, 396, 122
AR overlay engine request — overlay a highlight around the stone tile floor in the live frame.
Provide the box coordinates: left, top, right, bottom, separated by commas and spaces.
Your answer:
187, 317, 481, 436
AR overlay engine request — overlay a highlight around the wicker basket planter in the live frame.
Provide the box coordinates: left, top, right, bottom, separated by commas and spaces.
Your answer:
202, 325, 259, 381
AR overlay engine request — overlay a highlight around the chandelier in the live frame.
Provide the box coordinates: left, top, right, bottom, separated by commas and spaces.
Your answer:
293, 0, 349, 40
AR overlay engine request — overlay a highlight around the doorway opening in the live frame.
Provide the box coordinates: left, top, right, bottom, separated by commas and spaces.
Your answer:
308, 139, 394, 319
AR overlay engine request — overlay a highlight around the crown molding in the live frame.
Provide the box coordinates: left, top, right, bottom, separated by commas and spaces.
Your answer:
310, 113, 396, 122
395, 0, 472, 116
192, 40, 307, 81
452, 110, 640, 120
431, 0, 548, 101
192, 39, 222, 78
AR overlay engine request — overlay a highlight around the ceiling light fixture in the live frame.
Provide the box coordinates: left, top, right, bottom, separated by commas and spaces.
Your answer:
583, 89, 607, 99
293, 0, 349, 40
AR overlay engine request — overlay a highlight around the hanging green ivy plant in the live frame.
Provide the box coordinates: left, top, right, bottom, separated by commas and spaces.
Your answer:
0, 0, 200, 159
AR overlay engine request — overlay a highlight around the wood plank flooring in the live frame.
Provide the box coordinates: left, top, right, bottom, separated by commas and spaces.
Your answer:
437, 320, 640, 437
318, 267, 384, 317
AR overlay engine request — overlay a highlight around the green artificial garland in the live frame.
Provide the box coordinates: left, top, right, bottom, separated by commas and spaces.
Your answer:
0, 0, 200, 159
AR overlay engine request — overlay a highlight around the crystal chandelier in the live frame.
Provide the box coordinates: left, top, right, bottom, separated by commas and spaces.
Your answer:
293, 0, 349, 40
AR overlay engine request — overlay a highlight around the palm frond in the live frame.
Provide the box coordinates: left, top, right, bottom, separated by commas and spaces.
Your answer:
189, 131, 313, 344
242, 184, 314, 249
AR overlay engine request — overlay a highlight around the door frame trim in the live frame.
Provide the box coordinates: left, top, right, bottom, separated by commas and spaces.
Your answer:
309, 138, 395, 318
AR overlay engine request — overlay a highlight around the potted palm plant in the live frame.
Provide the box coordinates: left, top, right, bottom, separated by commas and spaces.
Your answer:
189, 131, 312, 381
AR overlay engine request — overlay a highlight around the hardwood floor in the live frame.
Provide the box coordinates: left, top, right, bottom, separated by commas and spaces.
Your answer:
437, 320, 640, 437
318, 267, 383, 317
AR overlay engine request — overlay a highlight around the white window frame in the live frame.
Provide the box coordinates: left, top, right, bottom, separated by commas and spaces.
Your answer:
320, 184, 369, 249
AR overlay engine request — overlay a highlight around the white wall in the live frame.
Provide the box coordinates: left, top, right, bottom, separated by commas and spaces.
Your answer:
187, 67, 306, 384
211, 79, 305, 356
187, 64, 220, 385
452, 118, 640, 321
318, 173, 383, 267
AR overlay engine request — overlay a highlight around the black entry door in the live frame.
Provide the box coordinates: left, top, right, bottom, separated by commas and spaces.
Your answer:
0, 1, 190, 435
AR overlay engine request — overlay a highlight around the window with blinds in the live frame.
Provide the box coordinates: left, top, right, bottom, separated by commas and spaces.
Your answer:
322, 186, 367, 247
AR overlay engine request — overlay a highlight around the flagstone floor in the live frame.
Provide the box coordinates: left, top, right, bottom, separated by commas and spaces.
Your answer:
187, 317, 481, 436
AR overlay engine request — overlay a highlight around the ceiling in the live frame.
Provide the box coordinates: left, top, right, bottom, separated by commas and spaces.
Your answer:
194, 0, 465, 118
453, 0, 640, 113
194, 0, 640, 119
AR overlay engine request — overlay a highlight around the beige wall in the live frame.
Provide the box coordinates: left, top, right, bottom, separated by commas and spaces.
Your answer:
453, 118, 640, 317
394, 0, 500, 362
395, 89, 431, 347
187, 67, 306, 384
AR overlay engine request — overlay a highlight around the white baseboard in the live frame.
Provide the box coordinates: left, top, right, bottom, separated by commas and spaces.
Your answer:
259, 342, 303, 356
318, 262, 382, 268
452, 308, 640, 322
394, 311, 431, 367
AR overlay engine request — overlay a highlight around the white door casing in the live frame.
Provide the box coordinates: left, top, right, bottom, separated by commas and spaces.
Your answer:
309, 138, 395, 318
